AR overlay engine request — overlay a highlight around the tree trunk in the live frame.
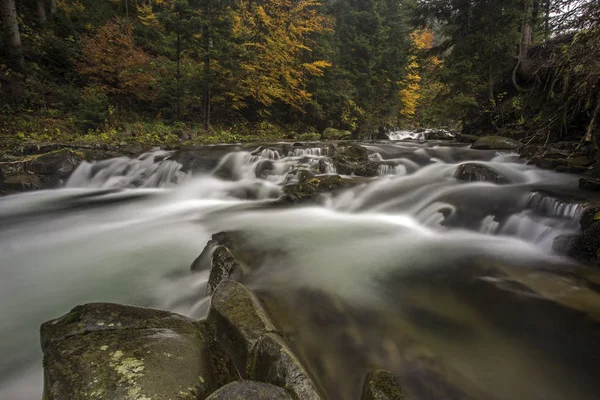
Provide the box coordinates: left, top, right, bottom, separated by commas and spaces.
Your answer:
488, 61, 494, 102
0, 0, 24, 70
176, 12, 181, 119
47, 0, 56, 16
37, 0, 46, 24
544, 0, 550, 40
202, 0, 211, 131
585, 95, 600, 144
520, 0, 534, 59
122, 0, 128, 18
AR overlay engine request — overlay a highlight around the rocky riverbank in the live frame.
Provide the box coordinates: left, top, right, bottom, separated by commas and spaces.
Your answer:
41, 235, 407, 400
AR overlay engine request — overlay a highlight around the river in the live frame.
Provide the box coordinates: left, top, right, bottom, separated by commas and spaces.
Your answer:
1, 138, 599, 399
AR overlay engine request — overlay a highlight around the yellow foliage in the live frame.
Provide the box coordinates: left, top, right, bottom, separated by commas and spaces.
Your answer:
399, 28, 439, 122
137, 5, 160, 27
232, 0, 333, 110
57, 0, 85, 15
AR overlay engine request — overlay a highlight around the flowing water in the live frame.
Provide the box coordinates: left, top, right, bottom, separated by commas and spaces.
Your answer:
1, 139, 599, 400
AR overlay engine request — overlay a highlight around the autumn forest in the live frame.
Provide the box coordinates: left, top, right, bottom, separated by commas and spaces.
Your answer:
1, 0, 599, 145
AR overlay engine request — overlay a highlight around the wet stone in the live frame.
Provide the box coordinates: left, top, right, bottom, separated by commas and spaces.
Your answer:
471, 136, 521, 151
205, 380, 293, 400
361, 369, 407, 400
454, 163, 509, 184
207, 280, 277, 375
250, 332, 321, 399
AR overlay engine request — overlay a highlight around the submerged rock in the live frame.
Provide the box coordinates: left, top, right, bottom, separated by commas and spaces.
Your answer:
471, 136, 521, 151
361, 369, 407, 400
41, 303, 219, 400
454, 163, 509, 184
250, 332, 321, 399
205, 380, 293, 400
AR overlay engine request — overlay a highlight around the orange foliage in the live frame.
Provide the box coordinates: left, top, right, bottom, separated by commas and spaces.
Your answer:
78, 19, 155, 101
233, 0, 333, 110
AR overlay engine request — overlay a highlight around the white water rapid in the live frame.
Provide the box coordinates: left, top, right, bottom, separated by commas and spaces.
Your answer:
1, 140, 598, 400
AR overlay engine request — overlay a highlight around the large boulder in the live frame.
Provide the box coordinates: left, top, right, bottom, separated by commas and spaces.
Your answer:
471, 136, 521, 151
205, 380, 293, 400
250, 332, 321, 399
361, 370, 407, 400
207, 280, 277, 374
454, 163, 510, 184
41, 303, 222, 400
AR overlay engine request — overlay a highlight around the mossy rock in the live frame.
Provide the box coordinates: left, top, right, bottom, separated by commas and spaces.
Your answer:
283, 174, 353, 203
361, 370, 407, 400
205, 380, 293, 400
471, 136, 521, 151
580, 206, 600, 230
297, 132, 321, 141
332, 155, 384, 177
322, 128, 352, 140
249, 332, 321, 399
41, 303, 220, 400
339, 144, 369, 160
207, 280, 277, 375
454, 163, 510, 184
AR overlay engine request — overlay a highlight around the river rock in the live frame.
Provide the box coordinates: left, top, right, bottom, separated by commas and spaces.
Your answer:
207, 246, 245, 295
283, 174, 353, 202
455, 133, 479, 143
361, 369, 407, 400
579, 178, 600, 191
323, 128, 352, 140
471, 136, 521, 151
27, 148, 82, 178
339, 143, 369, 160
566, 221, 600, 264
205, 380, 293, 400
1, 173, 42, 191
580, 206, 600, 230
191, 232, 241, 272
425, 130, 454, 140
332, 155, 381, 177
454, 163, 509, 184
208, 279, 277, 374
250, 332, 321, 399
41, 303, 220, 400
